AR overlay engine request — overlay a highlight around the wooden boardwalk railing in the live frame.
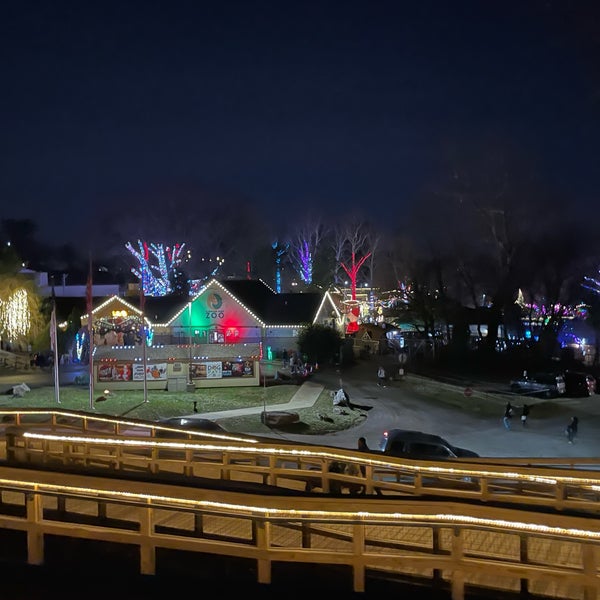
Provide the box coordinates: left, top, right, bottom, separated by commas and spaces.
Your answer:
0, 408, 599, 598
5, 425, 600, 516
0, 464, 599, 600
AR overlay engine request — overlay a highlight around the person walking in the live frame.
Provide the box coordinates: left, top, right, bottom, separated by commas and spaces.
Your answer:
566, 416, 579, 444
357, 436, 369, 476
356, 437, 382, 496
521, 404, 530, 426
503, 401, 513, 430
377, 365, 386, 387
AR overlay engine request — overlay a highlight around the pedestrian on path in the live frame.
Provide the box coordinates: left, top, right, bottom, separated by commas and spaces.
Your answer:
521, 404, 530, 426
503, 401, 513, 430
356, 436, 383, 496
566, 416, 578, 444
377, 365, 386, 387
357, 436, 369, 476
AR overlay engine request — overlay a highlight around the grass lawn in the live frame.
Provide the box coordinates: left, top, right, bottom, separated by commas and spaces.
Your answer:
0, 379, 368, 436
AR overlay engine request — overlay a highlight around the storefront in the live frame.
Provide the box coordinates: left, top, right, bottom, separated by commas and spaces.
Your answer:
82, 278, 344, 390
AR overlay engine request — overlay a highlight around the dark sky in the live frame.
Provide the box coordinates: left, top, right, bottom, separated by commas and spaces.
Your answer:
2, 1, 599, 247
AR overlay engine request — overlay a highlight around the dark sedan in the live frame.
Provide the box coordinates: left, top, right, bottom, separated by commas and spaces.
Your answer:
509, 372, 566, 398
378, 429, 479, 460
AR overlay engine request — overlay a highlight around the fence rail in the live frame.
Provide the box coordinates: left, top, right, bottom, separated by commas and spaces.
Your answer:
0, 464, 599, 600
3, 419, 600, 516
0, 408, 600, 598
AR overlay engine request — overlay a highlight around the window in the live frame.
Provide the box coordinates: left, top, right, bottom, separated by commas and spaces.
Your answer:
408, 443, 453, 458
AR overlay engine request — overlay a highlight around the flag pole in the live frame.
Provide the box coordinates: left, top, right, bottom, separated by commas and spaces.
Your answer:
50, 285, 60, 403
140, 266, 148, 403
87, 256, 94, 409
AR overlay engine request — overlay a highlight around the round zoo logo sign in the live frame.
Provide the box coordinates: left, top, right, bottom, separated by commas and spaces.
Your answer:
207, 293, 223, 310
206, 292, 224, 319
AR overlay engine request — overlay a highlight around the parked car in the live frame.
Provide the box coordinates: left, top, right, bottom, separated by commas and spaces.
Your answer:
563, 371, 597, 397
378, 429, 480, 460
509, 372, 566, 398
155, 416, 227, 437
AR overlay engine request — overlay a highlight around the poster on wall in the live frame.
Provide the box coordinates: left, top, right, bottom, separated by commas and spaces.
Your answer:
227, 361, 253, 377
98, 363, 133, 382
206, 362, 223, 378
132, 363, 168, 381
190, 362, 222, 379
190, 360, 254, 379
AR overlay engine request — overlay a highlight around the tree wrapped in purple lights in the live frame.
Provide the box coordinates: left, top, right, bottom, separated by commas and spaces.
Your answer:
126, 240, 185, 297
295, 240, 312, 284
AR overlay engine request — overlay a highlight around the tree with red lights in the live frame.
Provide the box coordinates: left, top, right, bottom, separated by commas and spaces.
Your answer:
340, 251, 371, 334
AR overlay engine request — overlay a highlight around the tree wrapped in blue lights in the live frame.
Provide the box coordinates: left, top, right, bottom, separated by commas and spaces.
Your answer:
272, 240, 289, 293
126, 240, 185, 296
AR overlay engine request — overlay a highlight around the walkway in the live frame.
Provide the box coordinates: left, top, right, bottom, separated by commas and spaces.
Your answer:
195, 380, 324, 420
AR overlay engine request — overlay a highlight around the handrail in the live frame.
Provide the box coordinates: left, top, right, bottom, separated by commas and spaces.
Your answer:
0, 464, 598, 598
2, 406, 599, 468
4, 423, 600, 516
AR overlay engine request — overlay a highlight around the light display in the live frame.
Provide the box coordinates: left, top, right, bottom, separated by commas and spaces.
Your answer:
515, 289, 588, 322
582, 272, 600, 297
297, 240, 312, 284
126, 240, 186, 296
189, 256, 225, 294
75, 331, 86, 361
272, 240, 289, 293
0, 288, 30, 343
340, 252, 371, 334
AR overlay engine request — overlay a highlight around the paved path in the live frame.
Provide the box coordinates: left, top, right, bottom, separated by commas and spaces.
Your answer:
196, 380, 325, 420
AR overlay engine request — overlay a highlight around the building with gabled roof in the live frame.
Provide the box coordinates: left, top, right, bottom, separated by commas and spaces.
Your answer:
83, 278, 344, 391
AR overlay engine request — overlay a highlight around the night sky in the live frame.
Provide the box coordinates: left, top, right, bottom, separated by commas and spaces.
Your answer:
2, 1, 599, 247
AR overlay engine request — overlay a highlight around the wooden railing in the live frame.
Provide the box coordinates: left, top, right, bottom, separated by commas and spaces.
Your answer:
1, 409, 600, 517
0, 409, 599, 597
0, 464, 598, 599
0, 350, 31, 371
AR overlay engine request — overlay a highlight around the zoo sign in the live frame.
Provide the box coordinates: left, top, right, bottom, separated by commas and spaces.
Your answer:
206, 292, 224, 319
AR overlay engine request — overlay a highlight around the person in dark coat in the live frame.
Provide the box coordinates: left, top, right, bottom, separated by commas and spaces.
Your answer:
503, 402, 513, 430
357, 436, 369, 476
566, 416, 579, 443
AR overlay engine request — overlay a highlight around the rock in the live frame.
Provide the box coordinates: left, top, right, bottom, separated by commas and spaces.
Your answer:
12, 383, 31, 397
260, 411, 300, 426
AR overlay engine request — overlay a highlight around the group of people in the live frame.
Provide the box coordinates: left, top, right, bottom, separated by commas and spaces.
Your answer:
503, 401, 578, 443
282, 349, 311, 377
503, 401, 529, 429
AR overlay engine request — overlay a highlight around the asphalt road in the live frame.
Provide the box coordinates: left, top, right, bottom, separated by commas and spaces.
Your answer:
259, 359, 600, 461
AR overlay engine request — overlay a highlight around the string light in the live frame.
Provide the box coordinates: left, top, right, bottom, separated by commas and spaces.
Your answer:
0, 288, 30, 342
